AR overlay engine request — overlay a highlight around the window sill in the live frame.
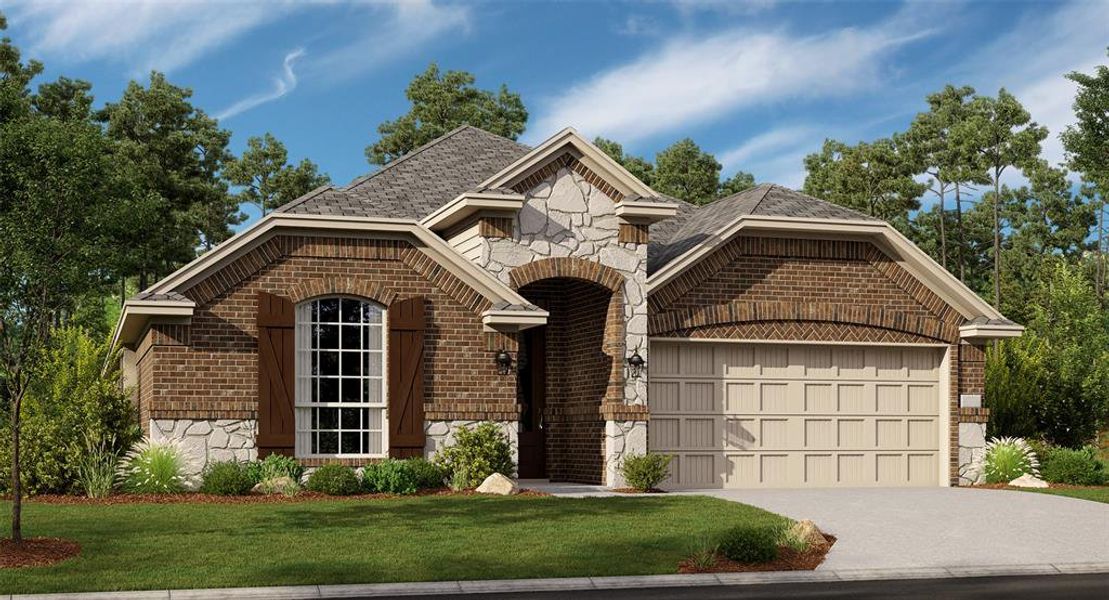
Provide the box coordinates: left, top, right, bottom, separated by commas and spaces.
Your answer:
296, 456, 389, 467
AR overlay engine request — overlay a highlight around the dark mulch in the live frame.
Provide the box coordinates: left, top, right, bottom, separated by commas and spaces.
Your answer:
0, 537, 81, 569
611, 488, 667, 494
23, 488, 551, 505
678, 535, 836, 573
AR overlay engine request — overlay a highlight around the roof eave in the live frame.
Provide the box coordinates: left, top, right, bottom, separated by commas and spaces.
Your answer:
614, 200, 679, 222
420, 192, 526, 232
959, 323, 1025, 341
112, 300, 196, 349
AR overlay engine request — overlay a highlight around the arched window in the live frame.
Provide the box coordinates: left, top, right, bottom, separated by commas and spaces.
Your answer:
294, 297, 386, 458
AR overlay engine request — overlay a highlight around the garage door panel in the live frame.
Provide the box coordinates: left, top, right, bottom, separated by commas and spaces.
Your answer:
650, 342, 943, 489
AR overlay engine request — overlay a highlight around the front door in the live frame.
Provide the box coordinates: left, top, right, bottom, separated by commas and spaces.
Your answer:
517, 326, 547, 478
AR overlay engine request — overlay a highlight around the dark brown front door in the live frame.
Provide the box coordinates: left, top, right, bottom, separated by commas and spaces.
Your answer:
517, 326, 547, 478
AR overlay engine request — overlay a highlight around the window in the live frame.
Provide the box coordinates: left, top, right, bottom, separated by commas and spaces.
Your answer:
295, 297, 386, 458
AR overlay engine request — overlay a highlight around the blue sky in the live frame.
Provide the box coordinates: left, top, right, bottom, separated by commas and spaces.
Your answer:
1, 0, 1105, 227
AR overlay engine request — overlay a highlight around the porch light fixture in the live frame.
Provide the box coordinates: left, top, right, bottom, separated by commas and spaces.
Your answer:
494, 349, 513, 376
627, 351, 646, 379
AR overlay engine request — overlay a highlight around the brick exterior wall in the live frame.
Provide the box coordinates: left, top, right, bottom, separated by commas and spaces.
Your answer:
134, 235, 519, 437
650, 235, 983, 485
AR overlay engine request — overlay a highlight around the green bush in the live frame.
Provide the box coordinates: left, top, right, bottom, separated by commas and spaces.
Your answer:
305, 464, 361, 495
433, 422, 515, 490
246, 453, 303, 485
0, 327, 140, 494
117, 438, 187, 494
1039, 446, 1107, 486
199, 461, 255, 496
982, 437, 1040, 484
256, 476, 300, 496
363, 458, 445, 494
718, 524, 784, 564
619, 453, 673, 491
74, 435, 120, 498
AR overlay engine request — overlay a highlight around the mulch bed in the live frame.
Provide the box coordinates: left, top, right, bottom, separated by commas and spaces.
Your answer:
678, 535, 836, 574
0, 537, 81, 569
611, 488, 667, 494
22, 488, 551, 505
973, 483, 1104, 490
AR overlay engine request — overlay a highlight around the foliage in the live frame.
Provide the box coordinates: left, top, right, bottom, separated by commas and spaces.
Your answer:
362, 459, 420, 495
981, 437, 1040, 484
717, 523, 784, 564
619, 453, 673, 491
222, 132, 330, 216
256, 476, 300, 496
0, 328, 139, 494
433, 422, 515, 490
685, 539, 720, 570
594, 136, 755, 204
304, 464, 361, 496
593, 137, 655, 185
987, 263, 1109, 447
366, 63, 527, 165
245, 453, 304, 485
199, 461, 255, 496
1038, 446, 1107, 486
803, 135, 926, 224
74, 435, 120, 499
117, 438, 188, 494
406, 457, 447, 490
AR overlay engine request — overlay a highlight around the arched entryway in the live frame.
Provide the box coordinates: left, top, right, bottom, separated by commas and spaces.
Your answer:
512, 259, 626, 484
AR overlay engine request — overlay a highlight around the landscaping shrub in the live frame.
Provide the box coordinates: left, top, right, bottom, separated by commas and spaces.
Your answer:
981, 436, 1040, 484
718, 524, 784, 564
246, 453, 304, 485
305, 464, 361, 495
362, 458, 446, 494
433, 422, 514, 490
117, 437, 187, 494
619, 453, 673, 491
199, 461, 255, 496
256, 476, 300, 496
1039, 446, 1107, 486
0, 327, 140, 494
74, 435, 120, 499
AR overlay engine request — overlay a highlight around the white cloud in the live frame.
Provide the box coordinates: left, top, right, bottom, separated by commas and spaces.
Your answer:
0, 0, 295, 74
216, 48, 305, 120
305, 0, 469, 83
529, 13, 933, 143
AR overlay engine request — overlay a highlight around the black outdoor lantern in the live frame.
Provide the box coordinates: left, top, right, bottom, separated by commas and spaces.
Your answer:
627, 350, 646, 379
494, 349, 513, 376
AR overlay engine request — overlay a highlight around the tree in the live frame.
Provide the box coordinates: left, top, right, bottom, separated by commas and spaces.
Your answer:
32, 77, 93, 122
0, 12, 42, 124
907, 85, 989, 278
653, 138, 724, 205
955, 89, 1047, 308
223, 133, 330, 217
366, 63, 527, 165
802, 135, 926, 226
0, 115, 139, 543
96, 72, 237, 287
594, 136, 655, 185
1061, 51, 1109, 302
718, 170, 757, 196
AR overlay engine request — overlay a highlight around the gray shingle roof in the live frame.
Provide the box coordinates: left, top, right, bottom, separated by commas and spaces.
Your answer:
647, 184, 878, 273
131, 291, 191, 303
276, 125, 530, 219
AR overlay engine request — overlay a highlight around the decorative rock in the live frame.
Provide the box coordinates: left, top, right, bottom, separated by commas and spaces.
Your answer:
788, 520, 828, 547
548, 171, 587, 212
476, 473, 518, 495
1009, 473, 1049, 488
600, 246, 639, 273
185, 420, 213, 436
519, 203, 547, 235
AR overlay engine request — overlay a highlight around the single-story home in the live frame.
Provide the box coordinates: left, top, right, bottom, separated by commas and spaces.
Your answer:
114, 126, 1019, 489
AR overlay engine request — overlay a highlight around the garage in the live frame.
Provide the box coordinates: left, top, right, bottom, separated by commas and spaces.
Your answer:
648, 341, 949, 489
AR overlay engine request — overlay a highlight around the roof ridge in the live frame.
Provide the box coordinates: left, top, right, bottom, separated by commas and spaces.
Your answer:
746, 183, 774, 216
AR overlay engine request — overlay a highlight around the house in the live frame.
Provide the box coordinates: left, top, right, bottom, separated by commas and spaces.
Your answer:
113, 126, 1020, 489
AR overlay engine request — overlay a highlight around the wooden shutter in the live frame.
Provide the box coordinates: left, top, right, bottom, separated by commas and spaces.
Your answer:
257, 291, 296, 457
388, 297, 426, 458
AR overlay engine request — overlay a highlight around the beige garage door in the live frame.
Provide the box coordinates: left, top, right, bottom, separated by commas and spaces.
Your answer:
649, 342, 945, 489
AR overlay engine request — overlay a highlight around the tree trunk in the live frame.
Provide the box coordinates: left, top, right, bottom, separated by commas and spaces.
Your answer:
9, 388, 23, 545
1098, 193, 1106, 305
955, 184, 966, 282
993, 175, 1002, 309
938, 185, 948, 270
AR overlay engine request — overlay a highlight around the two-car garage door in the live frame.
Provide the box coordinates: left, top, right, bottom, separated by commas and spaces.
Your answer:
649, 341, 947, 489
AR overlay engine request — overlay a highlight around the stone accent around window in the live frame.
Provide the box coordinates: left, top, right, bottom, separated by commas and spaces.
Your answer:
604, 420, 647, 488
149, 419, 258, 485
424, 420, 520, 475
958, 421, 987, 485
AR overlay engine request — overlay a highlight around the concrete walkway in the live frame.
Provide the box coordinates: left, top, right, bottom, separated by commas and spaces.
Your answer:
680, 487, 1109, 570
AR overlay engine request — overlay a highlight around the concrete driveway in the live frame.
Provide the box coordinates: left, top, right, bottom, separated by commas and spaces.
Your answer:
683, 488, 1109, 570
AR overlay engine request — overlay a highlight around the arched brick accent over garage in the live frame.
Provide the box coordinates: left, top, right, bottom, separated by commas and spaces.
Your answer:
509, 256, 625, 294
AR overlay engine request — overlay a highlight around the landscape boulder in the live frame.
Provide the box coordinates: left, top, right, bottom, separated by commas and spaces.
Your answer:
1009, 473, 1049, 488
475, 473, 518, 495
788, 519, 828, 548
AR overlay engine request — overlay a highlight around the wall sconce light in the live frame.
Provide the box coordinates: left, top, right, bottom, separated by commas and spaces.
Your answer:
627, 351, 646, 379
494, 349, 513, 376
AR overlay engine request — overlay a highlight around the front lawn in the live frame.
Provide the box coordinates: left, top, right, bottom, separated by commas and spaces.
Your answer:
1021, 486, 1109, 504
0, 494, 788, 594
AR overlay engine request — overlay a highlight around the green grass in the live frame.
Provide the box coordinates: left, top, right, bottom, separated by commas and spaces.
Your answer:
1021, 486, 1109, 504
0, 495, 788, 594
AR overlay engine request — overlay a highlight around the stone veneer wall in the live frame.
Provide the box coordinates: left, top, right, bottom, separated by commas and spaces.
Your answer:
604, 420, 647, 488
149, 419, 258, 485
424, 420, 519, 474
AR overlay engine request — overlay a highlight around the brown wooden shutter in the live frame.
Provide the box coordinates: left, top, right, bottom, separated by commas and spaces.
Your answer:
257, 291, 296, 457
388, 297, 426, 458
